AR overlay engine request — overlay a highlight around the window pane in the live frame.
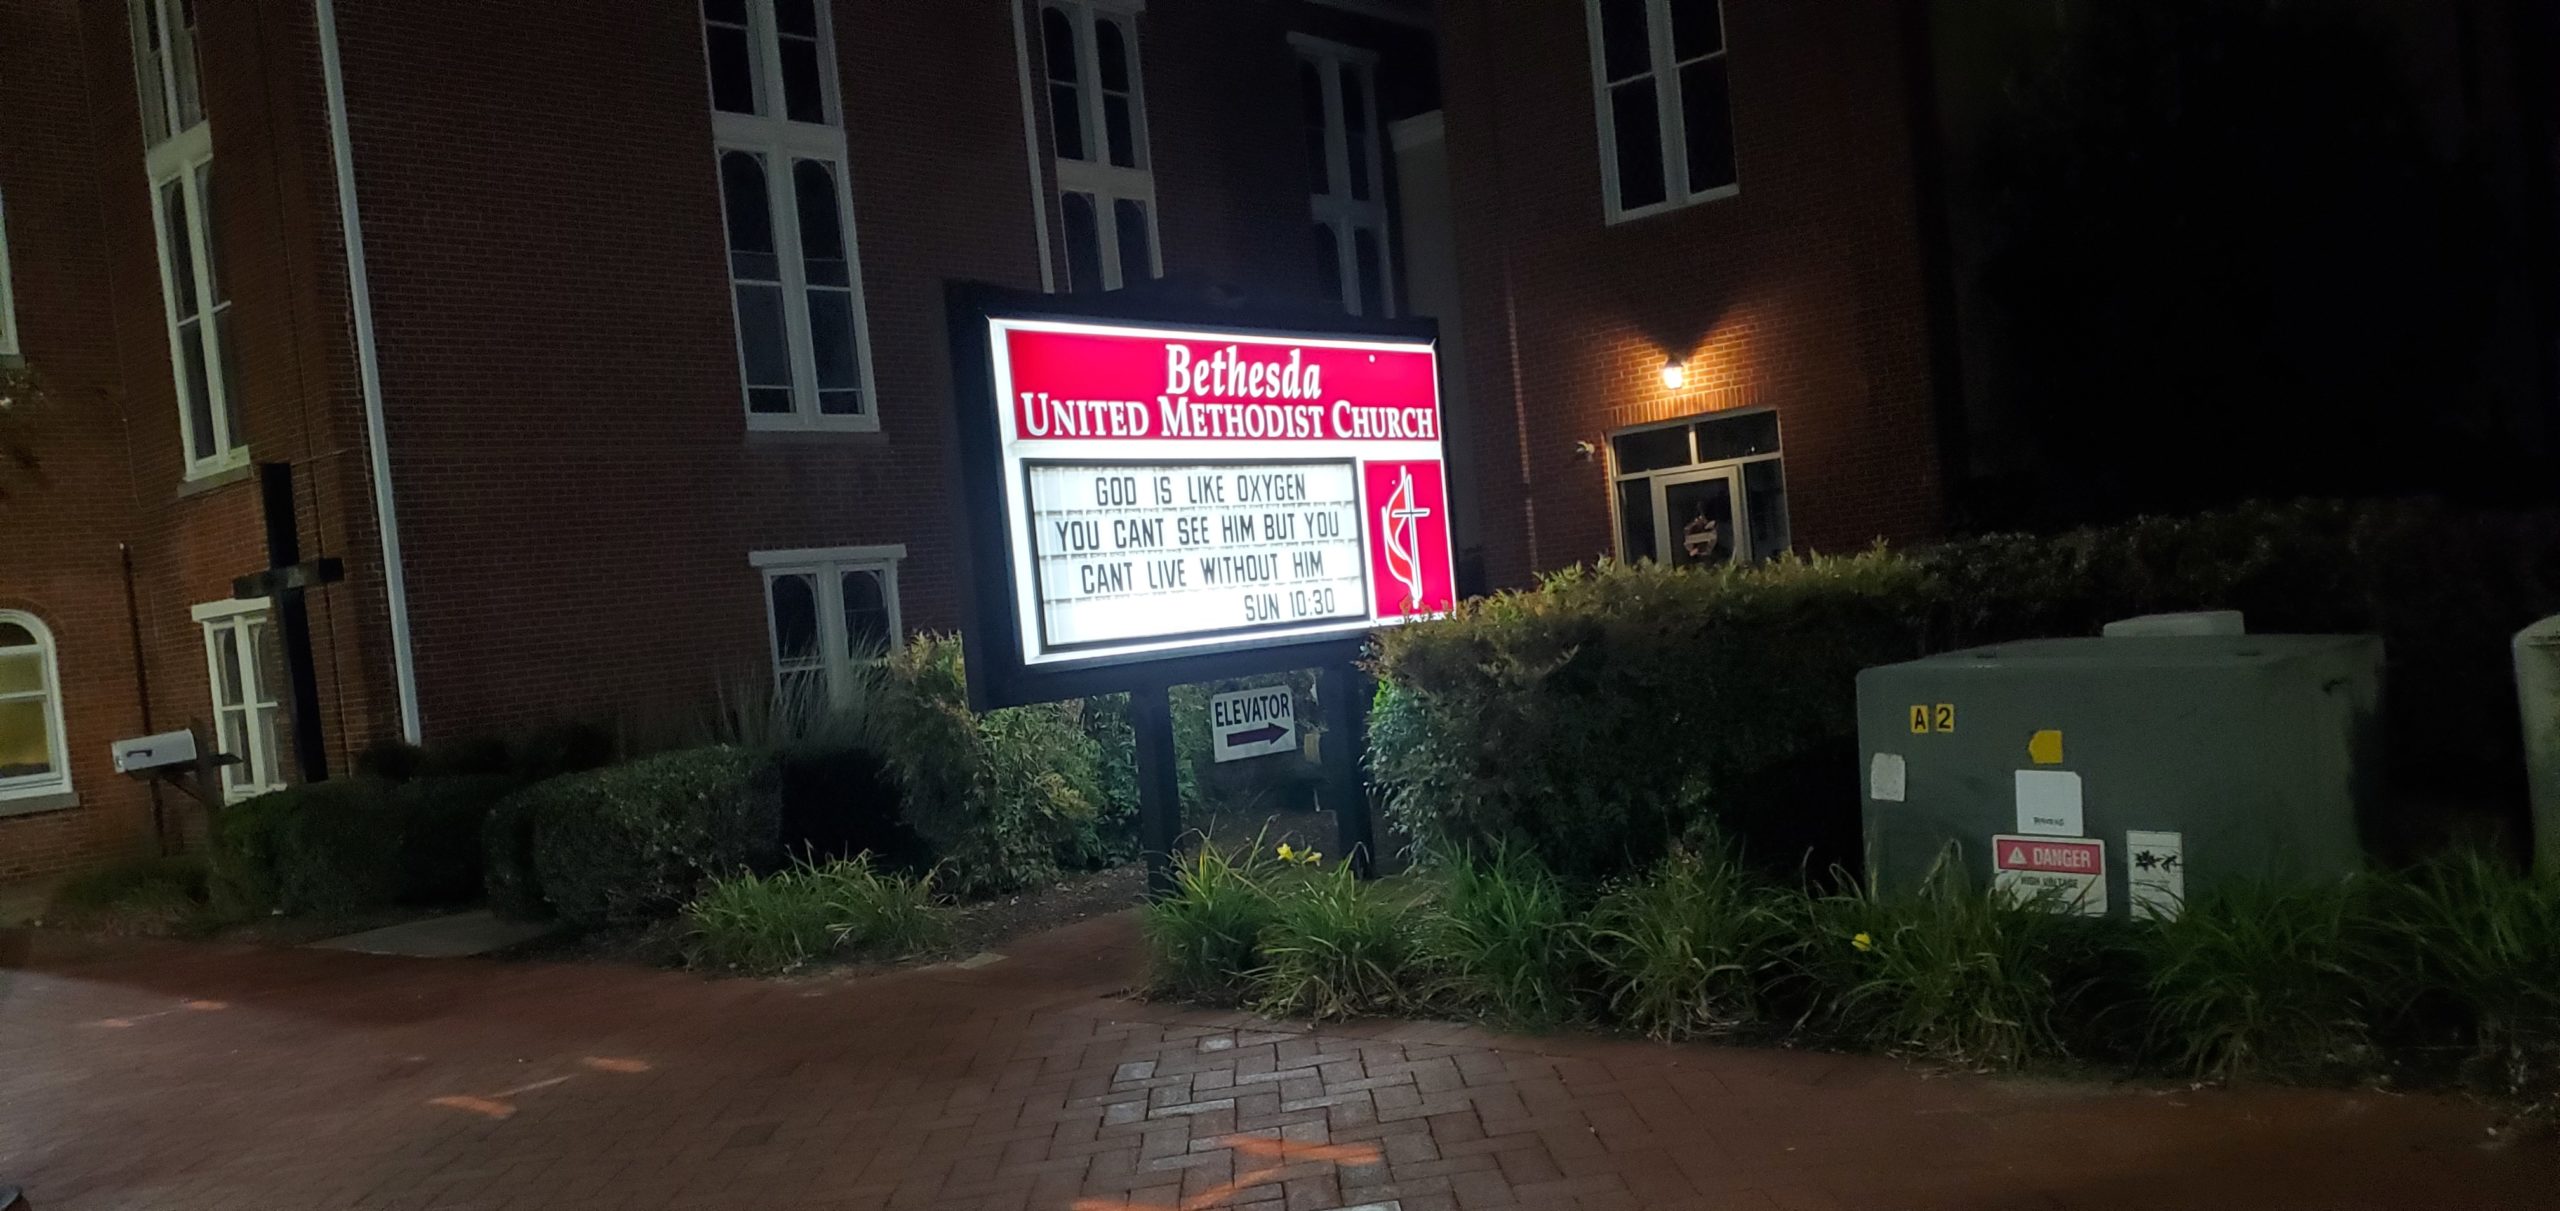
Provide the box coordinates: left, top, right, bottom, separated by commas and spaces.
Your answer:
213, 304, 242, 451
1744, 459, 1790, 560
769, 573, 820, 664
1096, 18, 1131, 92
1610, 81, 1667, 210
780, 36, 826, 123
215, 707, 247, 779
0, 622, 32, 648
179, 318, 217, 457
1616, 478, 1658, 564
1681, 58, 1737, 193
734, 284, 792, 411
1113, 197, 1152, 287
1612, 425, 1691, 473
135, 5, 171, 145
1043, 9, 1086, 161
247, 619, 276, 705
1042, 6, 1079, 82
1104, 95, 1137, 168
1694, 410, 1778, 461
160, 179, 200, 320
706, 24, 756, 114
1301, 62, 1332, 195
1313, 223, 1342, 308
256, 703, 283, 785
195, 163, 225, 304
0, 699, 52, 779
1354, 228, 1385, 318
774, 0, 816, 37
1346, 70, 1374, 202
720, 152, 779, 280
1598, 0, 1652, 81
792, 160, 848, 284
0, 652, 41, 696
842, 570, 890, 656
1669, 0, 1723, 60
169, 0, 203, 131
703, 0, 747, 22
1062, 191, 1101, 291
808, 291, 860, 405
1050, 82, 1087, 161
213, 625, 244, 706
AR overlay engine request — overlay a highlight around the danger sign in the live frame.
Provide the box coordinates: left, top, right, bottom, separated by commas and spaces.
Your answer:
1991, 834, 2107, 916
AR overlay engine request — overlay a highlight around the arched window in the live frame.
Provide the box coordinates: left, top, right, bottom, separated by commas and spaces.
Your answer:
0, 611, 72, 806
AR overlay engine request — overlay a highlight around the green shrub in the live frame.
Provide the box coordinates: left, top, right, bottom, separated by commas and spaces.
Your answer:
681, 855, 950, 975
2381, 853, 2560, 1077
1142, 841, 1281, 1004
209, 778, 404, 916
483, 787, 550, 920
871, 635, 1113, 893
1421, 847, 1589, 1027
46, 855, 210, 933
1804, 857, 2097, 1070
1254, 862, 1414, 1020
1586, 847, 1797, 1040
2140, 879, 2389, 1080
528, 746, 785, 929
396, 775, 524, 904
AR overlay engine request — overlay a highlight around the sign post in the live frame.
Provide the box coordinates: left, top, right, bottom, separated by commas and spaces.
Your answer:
948, 286, 1451, 892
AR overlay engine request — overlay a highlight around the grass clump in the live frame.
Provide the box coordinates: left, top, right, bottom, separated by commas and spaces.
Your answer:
46, 855, 212, 935
2139, 878, 2386, 1081
1587, 847, 1796, 1041
1142, 840, 1281, 1004
1255, 862, 1415, 1020
680, 854, 950, 976
1421, 847, 1589, 1027
1806, 857, 2089, 1070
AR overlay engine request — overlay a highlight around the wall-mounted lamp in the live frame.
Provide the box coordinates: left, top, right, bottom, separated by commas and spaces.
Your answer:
1573, 439, 1598, 462
1659, 358, 1687, 391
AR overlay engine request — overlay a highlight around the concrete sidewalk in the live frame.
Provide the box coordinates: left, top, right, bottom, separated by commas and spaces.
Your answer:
0, 913, 2547, 1210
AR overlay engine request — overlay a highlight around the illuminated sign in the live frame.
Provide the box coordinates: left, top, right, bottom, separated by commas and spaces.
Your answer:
984, 316, 1454, 669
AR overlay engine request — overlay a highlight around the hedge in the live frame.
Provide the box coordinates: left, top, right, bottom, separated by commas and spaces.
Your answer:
210, 774, 522, 917
1371, 499, 2560, 882
523, 745, 785, 929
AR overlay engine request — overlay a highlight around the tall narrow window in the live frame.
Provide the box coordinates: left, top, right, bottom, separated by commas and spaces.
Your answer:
1295, 37, 1393, 317
1043, 2, 1157, 291
195, 600, 282, 801
0, 187, 19, 357
700, 0, 878, 430
0, 613, 71, 811
1586, 0, 1736, 222
131, 0, 241, 476
753, 546, 905, 710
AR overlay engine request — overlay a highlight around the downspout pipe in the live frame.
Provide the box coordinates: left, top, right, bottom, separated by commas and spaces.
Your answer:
314, 0, 421, 743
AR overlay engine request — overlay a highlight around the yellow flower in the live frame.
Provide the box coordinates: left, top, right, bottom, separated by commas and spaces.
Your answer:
1304, 851, 1322, 865
1276, 843, 1296, 861
1851, 932, 1874, 953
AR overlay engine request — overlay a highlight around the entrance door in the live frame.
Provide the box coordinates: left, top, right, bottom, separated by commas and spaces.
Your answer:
1653, 466, 1746, 568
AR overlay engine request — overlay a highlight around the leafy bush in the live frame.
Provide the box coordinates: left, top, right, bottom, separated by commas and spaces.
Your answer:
1371, 551, 1933, 881
527, 746, 785, 929
2139, 879, 2388, 1080
1254, 863, 1415, 1020
483, 787, 550, 921
1142, 841, 1281, 1004
396, 775, 524, 904
46, 855, 210, 934
210, 779, 401, 916
1802, 856, 2100, 1070
679, 855, 949, 975
1586, 847, 1797, 1040
1421, 847, 1589, 1027
871, 635, 1115, 893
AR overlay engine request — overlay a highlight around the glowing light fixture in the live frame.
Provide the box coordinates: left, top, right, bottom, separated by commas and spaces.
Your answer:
1659, 358, 1687, 390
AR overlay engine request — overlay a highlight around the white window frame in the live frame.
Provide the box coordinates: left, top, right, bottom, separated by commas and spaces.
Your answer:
751, 545, 906, 708
0, 187, 20, 358
701, 0, 882, 432
1042, 0, 1161, 291
131, 0, 243, 477
1292, 34, 1394, 318
1606, 410, 1787, 564
1584, 0, 1737, 224
0, 611, 73, 810
193, 598, 283, 802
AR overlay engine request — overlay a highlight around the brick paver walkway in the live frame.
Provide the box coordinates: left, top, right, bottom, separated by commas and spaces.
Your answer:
0, 914, 2549, 1210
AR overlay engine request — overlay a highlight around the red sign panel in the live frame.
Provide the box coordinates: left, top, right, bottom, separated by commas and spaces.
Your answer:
1995, 838, 2105, 875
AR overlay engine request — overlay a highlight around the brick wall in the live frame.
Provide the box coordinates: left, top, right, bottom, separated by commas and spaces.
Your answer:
1439, 0, 1946, 587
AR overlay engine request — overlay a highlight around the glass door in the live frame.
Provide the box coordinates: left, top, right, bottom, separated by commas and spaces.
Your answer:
1652, 465, 1748, 568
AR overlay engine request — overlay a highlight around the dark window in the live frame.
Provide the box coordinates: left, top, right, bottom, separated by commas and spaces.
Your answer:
1598, 0, 1651, 80
1609, 82, 1666, 210
1681, 57, 1735, 193
842, 570, 891, 655
1043, 7, 1086, 161
776, 0, 827, 124
1616, 478, 1658, 564
1610, 424, 1690, 473
1354, 228, 1385, 318
1345, 69, 1374, 201
1668, 0, 1722, 59
1098, 19, 1138, 167
1313, 224, 1342, 307
1114, 197, 1153, 286
1062, 191, 1102, 291
703, 0, 757, 114
1301, 62, 1331, 195
1693, 410, 1778, 461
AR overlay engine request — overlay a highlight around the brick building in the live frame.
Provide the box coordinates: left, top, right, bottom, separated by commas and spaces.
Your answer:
0, 0, 1442, 878
1434, 0, 1948, 586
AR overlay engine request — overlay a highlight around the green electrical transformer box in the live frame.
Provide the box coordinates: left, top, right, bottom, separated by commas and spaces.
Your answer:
1856, 635, 2382, 918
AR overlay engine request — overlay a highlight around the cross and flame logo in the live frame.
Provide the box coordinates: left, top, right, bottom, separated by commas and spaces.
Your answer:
1379, 465, 1431, 611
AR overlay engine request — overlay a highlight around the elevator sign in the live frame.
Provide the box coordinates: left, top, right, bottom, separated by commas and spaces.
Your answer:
985, 316, 1455, 667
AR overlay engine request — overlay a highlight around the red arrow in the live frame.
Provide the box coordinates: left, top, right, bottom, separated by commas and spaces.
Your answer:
1229, 722, 1290, 747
